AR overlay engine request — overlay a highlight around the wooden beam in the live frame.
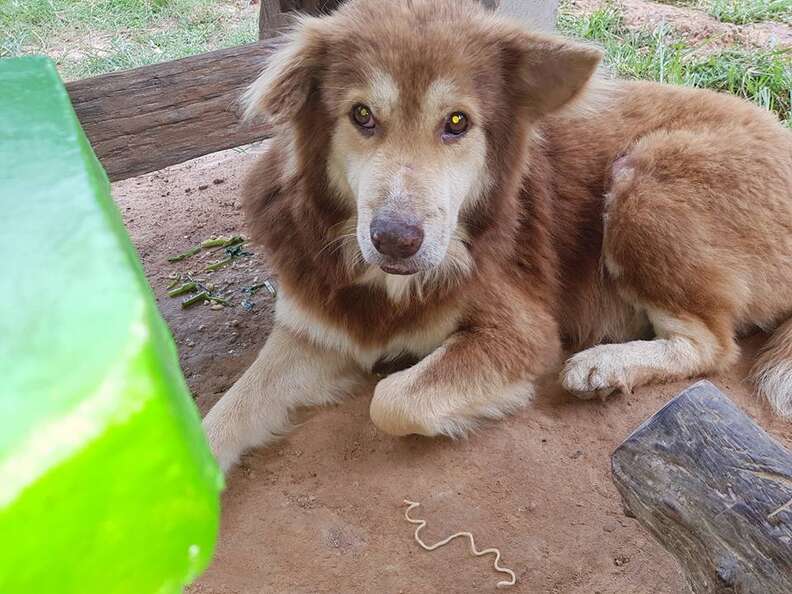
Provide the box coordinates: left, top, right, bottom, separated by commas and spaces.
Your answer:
611, 381, 792, 594
66, 42, 274, 182
259, 0, 345, 39
259, 0, 284, 40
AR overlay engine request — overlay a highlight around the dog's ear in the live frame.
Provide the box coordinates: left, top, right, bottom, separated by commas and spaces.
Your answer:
503, 31, 602, 117
242, 16, 327, 123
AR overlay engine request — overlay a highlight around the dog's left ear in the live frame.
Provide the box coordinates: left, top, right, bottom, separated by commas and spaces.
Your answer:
504, 31, 602, 117
242, 16, 327, 124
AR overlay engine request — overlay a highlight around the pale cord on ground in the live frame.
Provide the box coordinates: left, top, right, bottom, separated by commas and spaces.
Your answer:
402, 499, 517, 589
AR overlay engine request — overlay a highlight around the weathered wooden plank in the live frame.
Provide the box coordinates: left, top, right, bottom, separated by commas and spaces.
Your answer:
260, 0, 345, 39
66, 42, 274, 182
259, 0, 284, 39
611, 381, 792, 594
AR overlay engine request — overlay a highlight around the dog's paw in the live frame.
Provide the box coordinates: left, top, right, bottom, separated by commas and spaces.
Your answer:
370, 372, 441, 437
560, 345, 633, 401
202, 413, 242, 474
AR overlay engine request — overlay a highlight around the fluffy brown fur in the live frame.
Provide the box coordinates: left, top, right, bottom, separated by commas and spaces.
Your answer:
203, 0, 792, 472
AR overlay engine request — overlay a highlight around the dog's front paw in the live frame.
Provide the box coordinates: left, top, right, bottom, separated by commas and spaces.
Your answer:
202, 410, 244, 474
560, 345, 633, 401
370, 372, 440, 437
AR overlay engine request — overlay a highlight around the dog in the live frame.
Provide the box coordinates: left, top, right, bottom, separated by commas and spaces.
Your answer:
203, 0, 792, 472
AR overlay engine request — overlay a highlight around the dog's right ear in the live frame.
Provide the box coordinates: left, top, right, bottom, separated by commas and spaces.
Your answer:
242, 16, 326, 124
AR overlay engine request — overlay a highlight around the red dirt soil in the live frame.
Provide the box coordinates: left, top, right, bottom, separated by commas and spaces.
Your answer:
114, 148, 792, 594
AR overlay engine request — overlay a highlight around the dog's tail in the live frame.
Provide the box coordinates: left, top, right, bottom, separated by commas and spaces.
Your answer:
752, 316, 792, 417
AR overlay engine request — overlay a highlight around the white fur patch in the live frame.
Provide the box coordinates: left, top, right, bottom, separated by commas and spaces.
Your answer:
355, 231, 474, 304
203, 326, 366, 472
562, 308, 727, 398
275, 290, 460, 369
358, 267, 414, 302
368, 70, 400, 121
370, 354, 536, 438
755, 361, 792, 417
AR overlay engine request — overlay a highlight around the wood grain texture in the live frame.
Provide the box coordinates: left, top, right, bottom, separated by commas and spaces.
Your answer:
611, 381, 792, 594
66, 42, 274, 181
259, 0, 284, 39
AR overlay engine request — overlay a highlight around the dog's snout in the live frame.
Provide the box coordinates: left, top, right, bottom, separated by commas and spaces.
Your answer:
370, 215, 424, 259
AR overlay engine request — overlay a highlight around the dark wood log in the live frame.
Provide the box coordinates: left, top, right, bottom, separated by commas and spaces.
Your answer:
66, 42, 274, 182
258, 0, 284, 39
611, 381, 792, 594
259, 0, 346, 39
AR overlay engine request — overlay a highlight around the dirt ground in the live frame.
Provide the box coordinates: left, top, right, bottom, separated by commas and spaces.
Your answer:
112, 146, 792, 594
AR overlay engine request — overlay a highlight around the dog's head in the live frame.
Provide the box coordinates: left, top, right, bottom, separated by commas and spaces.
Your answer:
244, 0, 600, 279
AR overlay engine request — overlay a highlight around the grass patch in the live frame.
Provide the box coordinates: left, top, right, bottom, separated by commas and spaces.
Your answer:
707, 0, 792, 25
558, 4, 792, 126
652, 0, 792, 23
0, 0, 257, 80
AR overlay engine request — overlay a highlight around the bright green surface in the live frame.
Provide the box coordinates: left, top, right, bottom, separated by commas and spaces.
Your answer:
0, 56, 223, 593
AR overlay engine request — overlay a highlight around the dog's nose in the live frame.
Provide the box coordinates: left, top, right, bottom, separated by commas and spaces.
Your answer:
370, 215, 424, 259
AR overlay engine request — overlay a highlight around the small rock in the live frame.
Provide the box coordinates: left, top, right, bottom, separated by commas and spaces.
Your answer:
198, 184, 209, 191
210, 304, 223, 311
614, 555, 630, 567
603, 522, 620, 533
212, 178, 225, 185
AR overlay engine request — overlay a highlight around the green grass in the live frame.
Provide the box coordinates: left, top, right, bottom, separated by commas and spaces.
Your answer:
707, 0, 792, 24
558, 4, 792, 126
654, 0, 792, 23
0, 0, 257, 80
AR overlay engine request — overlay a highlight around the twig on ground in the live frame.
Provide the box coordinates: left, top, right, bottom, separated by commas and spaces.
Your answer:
182, 291, 211, 309
167, 281, 198, 297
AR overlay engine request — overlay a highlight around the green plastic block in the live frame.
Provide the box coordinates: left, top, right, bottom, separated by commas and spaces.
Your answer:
0, 56, 223, 594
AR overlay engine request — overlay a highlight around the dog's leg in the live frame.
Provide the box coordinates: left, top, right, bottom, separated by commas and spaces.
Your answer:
561, 308, 737, 399
562, 132, 751, 399
370, 299, 560, 437
203, 325, 364, 471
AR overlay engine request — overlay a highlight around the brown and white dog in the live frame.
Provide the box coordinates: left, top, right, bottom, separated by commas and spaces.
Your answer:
203, 0, 792, 472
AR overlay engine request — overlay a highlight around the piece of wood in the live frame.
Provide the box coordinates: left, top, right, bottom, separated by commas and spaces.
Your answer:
260, 0, 345, 38
259, 0, 284, 39
66, 42, 274, 182
611, 381, 792, 594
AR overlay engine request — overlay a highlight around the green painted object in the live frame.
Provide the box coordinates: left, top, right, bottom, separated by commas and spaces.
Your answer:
0, 56, 223, 594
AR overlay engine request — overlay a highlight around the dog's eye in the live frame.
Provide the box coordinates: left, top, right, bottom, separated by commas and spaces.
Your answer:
443, 112, 469, 139
351, 104, 375, 131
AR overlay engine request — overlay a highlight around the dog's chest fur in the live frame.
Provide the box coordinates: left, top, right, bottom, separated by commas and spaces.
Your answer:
274, 289, 461, 371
